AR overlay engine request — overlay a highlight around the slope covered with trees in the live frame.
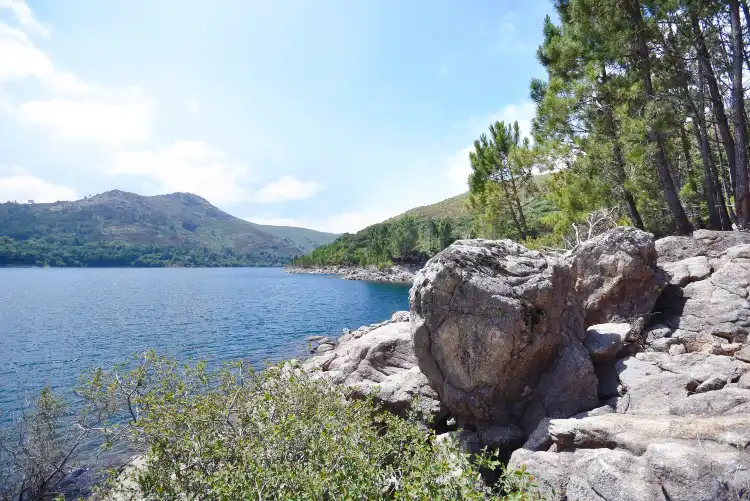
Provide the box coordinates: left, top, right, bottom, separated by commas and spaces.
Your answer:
525, 0, 749, 241
0, 190, 336, 267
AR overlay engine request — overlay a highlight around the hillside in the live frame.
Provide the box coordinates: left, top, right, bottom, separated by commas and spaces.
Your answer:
296, 173, 556, 268
386, 193, 473, 238
249, 223, 338, 254
0, 190, 337, 267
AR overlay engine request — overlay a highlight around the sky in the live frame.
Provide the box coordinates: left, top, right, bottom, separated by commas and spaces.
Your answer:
0, 0, 555, 234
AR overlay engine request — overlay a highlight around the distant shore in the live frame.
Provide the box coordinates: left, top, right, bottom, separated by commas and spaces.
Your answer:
285, 264, 419, 284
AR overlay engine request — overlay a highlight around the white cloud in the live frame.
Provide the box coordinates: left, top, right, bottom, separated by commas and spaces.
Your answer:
445, 146, 474, 191
0, 174, 76, 202
486, 100, 536, 140
253, 175, 322, 204
0, 0, 49, 38
17, 91, 152, 146
110, 140, 249, 205
0, 24, 52, 82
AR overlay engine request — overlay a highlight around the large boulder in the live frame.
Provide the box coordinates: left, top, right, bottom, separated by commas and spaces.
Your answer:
303, 319, 442, 422
410, 239, 597, 439
656, 229, 750, 265
570, 227, 667, 327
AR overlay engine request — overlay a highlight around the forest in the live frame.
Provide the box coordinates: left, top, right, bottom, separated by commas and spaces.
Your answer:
301, 0, 750, 267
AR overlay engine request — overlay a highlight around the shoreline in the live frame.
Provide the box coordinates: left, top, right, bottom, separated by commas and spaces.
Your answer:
285, 264, 419, 284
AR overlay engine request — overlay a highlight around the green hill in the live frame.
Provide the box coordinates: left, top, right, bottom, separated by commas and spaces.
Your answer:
0, 190, 336, 267
250, 223, 338, 254
296, 173, 556, 267
386, 193, 473, 238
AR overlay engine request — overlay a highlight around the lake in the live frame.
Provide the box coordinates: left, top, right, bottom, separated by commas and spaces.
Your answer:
0, 267, 411, 420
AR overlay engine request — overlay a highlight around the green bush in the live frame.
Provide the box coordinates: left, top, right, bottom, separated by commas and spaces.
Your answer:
85, 353, 541, 500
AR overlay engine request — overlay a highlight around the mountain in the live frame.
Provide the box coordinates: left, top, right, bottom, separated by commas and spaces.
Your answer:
249, 223, 339, 254
0, 190, 337, 267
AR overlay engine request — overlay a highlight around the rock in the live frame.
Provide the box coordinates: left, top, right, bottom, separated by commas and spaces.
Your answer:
303, 321, 441, 423
669, 344, 687, 356
390, 310, 410, 323
648, 337, 682, 353
661, 256, 711, 286
583, 323, 631, 362
510, 413, 750, 501
693, 375, 727, 394
614, 355, 692, 414
521, 417, 553, 451
318, 337, 335, 345
411, 239, 597, 435
735, 345, 750, 363
656, 229, 750, 265
594, 363, 620, 400
348, 366, 442, 421
306, 335, 326, 342
660, 253, 750, 351
644, 324, 672, 342
570, 227, 667, 326
477, 424, 525, 457
670, 388, 750, 416
286, 264, 419, 283
720, 342, 743, 355
642, 352, 750, 383
314, 344, 334, 353
739, 373, 750, 389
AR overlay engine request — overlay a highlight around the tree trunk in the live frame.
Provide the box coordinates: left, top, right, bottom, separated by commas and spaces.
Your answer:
506, 169, 529, 238
692, 14, 737, 194
600, 66, 644, 229
694, 55, 730, 230
630, 1, 693, 235
730, 0, 750, 226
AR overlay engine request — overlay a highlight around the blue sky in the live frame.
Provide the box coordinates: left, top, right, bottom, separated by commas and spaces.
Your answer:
0, 0, 554, 233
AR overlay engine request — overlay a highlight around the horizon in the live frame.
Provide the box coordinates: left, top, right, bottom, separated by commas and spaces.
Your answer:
0, 0, 554, 233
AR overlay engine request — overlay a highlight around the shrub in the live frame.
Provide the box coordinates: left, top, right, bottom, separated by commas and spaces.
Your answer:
2, 352, 543, 500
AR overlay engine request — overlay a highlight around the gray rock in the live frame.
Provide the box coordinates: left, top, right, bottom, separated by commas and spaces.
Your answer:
303, 321, 441, 422
656, 229, 750, 264
693, 375, 727, 393
594, 363, 620, 399
314, 344, 334, 353
669, 343, 687, 356
390, 310, 410, 323
735, 345, 750, 363
306, 335, 326, 342
670, 388, 750, 416
739, 373, 750, 389
570, 227, 667, 326
410, 239, 597, 434
661, 255, 711, 286
584, 323, 631, 362
510, 413, 750, 501
659, 247, 750, 352
645, 324, 672, 342
521, 417, 553, 451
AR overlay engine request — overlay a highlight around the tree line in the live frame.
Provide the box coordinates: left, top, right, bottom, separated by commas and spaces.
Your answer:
501, 0, 750, 240
293, 215, 458, 267
0, 236, 286, 267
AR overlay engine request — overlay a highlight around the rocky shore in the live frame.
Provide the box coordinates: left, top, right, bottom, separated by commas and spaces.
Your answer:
108, 227, 750, 500
285, 264, 418, 283
304, 227, 750, 500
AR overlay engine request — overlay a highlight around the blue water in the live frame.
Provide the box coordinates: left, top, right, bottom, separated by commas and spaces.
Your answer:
0, 267, 410, 420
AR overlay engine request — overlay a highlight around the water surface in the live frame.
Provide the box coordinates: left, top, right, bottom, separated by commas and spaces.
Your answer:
0, 267, 410, 418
